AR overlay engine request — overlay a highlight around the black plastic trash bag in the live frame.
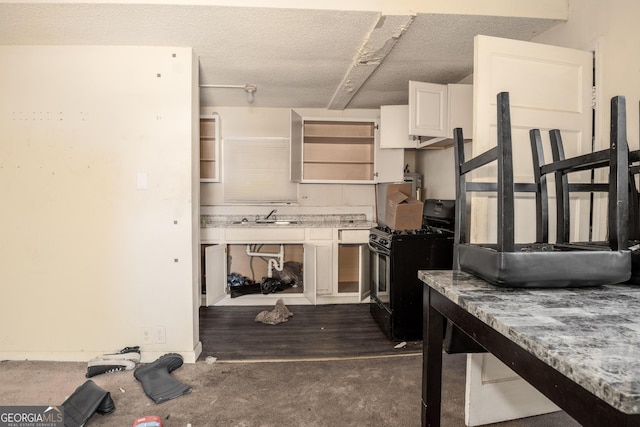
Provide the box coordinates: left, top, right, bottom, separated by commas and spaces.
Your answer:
261, 277, 285, 294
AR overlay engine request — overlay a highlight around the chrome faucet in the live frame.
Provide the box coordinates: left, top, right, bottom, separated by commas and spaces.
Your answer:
265, 209, 277, 220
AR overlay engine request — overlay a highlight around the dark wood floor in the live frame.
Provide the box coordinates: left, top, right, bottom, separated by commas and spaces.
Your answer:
199, 303, 422, 361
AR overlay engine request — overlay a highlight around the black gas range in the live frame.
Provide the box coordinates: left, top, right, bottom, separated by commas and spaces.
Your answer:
368, 225, 453, 255
369, 200, 455, 341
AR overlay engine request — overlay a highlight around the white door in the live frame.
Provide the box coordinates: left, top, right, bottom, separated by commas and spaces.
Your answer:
467, 35, 592, 426
204, 244, 227, 306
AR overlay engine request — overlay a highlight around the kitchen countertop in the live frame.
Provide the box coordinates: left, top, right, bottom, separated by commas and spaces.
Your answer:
419, 270, 640, 415
201, 213, 375, 229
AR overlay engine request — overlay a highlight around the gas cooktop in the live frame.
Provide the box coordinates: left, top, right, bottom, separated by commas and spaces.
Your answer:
372, 225, 452, 236
369, 225, 454, 253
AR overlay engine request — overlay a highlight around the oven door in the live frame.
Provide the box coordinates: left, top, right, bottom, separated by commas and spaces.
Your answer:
369, 244, 393, 338
372, 249, 390, 308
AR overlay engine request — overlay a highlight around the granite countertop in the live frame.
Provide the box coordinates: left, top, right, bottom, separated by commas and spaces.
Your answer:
201, 213, 375, 229
419, 270, 640, 414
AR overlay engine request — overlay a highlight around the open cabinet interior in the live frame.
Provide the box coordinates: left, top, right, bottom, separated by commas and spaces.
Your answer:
227, 244, 305, 294
200, 233, 371, 305
302, 120, 375, 181
338, 244, 360, 293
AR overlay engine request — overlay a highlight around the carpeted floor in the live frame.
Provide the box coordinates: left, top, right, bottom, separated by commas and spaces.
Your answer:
0, 353, 579, 426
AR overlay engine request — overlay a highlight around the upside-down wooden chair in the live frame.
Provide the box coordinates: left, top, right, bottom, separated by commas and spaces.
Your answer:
453, 92, 631, 288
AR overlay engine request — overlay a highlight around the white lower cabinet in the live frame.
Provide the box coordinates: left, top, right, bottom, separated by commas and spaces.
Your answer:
330, 229, 371, 303
200, 227, 371, 306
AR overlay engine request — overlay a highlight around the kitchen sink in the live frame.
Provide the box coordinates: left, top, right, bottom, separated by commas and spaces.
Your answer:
229, 219, 300, 225
255, 220, 300, 225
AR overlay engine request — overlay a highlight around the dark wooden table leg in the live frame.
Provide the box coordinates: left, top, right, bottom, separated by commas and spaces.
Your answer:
422, 287, 444, 427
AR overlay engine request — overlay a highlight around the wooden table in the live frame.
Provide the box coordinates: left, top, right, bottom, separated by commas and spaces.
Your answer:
420, 270, 640, 427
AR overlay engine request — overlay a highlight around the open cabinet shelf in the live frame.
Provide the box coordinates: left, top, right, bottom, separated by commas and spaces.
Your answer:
291, 111, 404, 184
304, 136, 374, 144
301, 119, 376, 182
304, 120, 375, 138
199, 113, 220, 182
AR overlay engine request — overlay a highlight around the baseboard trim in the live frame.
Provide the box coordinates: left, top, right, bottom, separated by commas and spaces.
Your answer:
0, 341, 203, 364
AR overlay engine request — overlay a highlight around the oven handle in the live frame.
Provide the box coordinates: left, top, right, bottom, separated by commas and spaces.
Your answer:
368, 242, 390, 256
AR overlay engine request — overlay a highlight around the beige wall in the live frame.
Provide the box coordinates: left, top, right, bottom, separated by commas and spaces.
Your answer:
0, 46, 201, 362
533, 0, 640, 152
414, 144, 472, 201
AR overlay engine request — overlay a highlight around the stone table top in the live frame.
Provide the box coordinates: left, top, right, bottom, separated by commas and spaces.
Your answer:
419, 270, 640, 414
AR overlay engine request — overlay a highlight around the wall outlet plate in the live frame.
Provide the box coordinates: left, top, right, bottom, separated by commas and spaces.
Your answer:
141, 327, 153, 345
153, 326, 166, 344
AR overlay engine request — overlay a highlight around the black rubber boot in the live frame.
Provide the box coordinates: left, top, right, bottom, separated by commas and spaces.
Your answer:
61, 380, 115, 427
133, 353, 192, 404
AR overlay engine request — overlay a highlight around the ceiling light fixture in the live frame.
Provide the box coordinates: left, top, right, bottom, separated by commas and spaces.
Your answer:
199, 83, 257, 104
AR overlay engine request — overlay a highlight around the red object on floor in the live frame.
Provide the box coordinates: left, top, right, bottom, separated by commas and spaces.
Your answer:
132, 415, 163, 427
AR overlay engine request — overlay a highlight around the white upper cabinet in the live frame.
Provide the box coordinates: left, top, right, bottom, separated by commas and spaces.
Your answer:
199, 113, 221, 182
290, 112, 403, 183
406, 81, 473, 148
409, 81, 448, 137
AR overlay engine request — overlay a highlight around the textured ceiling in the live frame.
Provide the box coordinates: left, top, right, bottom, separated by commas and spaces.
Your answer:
0, 4, 562, 109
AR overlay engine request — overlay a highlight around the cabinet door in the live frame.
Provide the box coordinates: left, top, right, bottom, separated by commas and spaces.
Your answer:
358, 244, 370, 301
290, 109, 303, 182
380, 105, 416, 149
409, 82, 473, 148
204, 244, 227, 306
303, 243, 319, 303
374, 120, 405, 183
409, 81, 447, 137
200, 114, 220, 182
447, 84, 473, 139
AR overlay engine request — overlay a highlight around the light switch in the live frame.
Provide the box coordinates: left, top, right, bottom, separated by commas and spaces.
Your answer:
136, 172, 148, 190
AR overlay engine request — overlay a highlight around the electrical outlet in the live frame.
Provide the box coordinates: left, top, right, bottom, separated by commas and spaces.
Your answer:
153, 326, 166, 344
141, 327, 153, 345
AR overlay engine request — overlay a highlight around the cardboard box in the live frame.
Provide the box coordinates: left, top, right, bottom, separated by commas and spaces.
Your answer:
385, 183, 413, 199
385, 184, 423, 230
